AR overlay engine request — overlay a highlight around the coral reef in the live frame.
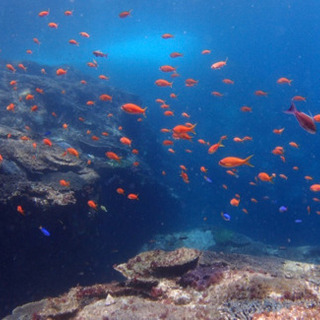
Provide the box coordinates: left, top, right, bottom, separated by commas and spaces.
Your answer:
5, 248, 320, 320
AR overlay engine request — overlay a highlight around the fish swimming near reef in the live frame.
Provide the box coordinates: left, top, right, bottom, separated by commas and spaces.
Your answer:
285, 102, 316, 134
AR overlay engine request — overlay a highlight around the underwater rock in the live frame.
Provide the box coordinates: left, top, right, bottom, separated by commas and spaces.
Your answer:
5, 248, 320, 320
114, 247, 201, 282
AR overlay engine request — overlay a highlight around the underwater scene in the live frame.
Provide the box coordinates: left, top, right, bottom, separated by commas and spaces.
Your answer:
2, 0, 320, 319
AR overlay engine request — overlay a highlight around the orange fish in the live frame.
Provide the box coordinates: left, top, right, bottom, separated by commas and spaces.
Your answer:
99, 75, 109, 80
87, 200, 98, 210
163, 140, 174, 146
35, 88, 44, 94
201, 49, 211, 55
69, 39, 79, 46
128, 193, 139, 200
272, 146, 284, 155
59, 180, 70, 187
254, 90, 268, 96
121, 103, 147, 116
79, 32, 90, 38
181, 112, 190, 118
101, 132, 109, 136
258, 172, 275, 183
91, 135, 99, 141
65, 147, 79, 157
170, 52, 183, 58
62, 123, 68, 129
56, 68, 67, 76
273, 128, 285, 134
164, 110, 174, 116
6, 64, 16, 72
132, 149, 139, 154
116, 188, 125, 195
9, 80, 17, 86
180, 171, 189, 183
289, 142, 299, 148
219, 155, 254, 168
185, 78, 198, 87
310, 184, 320, 192
120, 137, 132, 146
292, 95, 306, 102
279, 174, 288, 180
20, 136, 30, 141
222, 79, 234, 84
170, 93, 178, 99
64, 10, 73, 16
17, 205, 25, 215
240, 106, 252, 112
172, 124, 196, 135
161, 128, 171, 133
230, 198, 240, 207
48, 22, 58, 29
160, 103, 170, 109
211, 58, 228, 69
313, 114, 320, 122
18, 64, 27, 71
25, 94, 34, 100
119, 10, 132, 18
6, 103, 15, 112
160, 65, 176, 72
26, 49, 32, 54
86, 101, 95, 106
211, 91, 223, 97
30, 105, 38, 112
305, 176, 313, 181
162, 33, 174, 39
277, 77, 292, 85
208, 138, 224, 154
43, 138, 52, 146
38, 10, 49, 17
33, 38, 40, 45
155, 79, 173, 87
106, 151, 121, 162
51, 112, 57, 117
251, 198, 258, 203
99, 94, 112, 102
200, 166, 207, 173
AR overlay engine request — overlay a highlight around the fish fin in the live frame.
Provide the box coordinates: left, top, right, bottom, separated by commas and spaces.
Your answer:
285, 102, 297, 114
244, 154, 254, 167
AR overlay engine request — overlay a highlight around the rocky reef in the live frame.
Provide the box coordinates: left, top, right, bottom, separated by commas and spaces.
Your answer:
5, 247, 320, 320
0, 60, 181, 318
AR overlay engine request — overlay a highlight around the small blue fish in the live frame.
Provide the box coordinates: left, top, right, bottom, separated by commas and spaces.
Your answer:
204, 176, 212, 183
221, 212, 231, 221
279, 206, 287, 213
43, 131, 52, 136
294, 219, 302, 223
39, 226, 50, 236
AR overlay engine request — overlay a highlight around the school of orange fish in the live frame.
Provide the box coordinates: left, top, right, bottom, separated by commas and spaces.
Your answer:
4, 8, 320, 222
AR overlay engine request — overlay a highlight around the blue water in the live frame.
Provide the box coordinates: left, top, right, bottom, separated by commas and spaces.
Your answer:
1, 0, 320, 316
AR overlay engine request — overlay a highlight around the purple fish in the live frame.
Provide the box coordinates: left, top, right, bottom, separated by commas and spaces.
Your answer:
285, 102, 316, 134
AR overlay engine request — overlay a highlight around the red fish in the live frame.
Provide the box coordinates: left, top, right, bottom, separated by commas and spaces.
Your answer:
119, 10, 132, 18
285, 102, 316, 134
93, 50, 108, 58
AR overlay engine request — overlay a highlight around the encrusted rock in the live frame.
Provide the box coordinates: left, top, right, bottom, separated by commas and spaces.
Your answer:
114, 247, 201, 281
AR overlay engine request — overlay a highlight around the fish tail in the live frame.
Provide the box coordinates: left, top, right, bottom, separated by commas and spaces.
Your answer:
143, 107, 147, 117
285, 102, 297, 114
244, 154, 254, 167
190, 123, 197, 134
